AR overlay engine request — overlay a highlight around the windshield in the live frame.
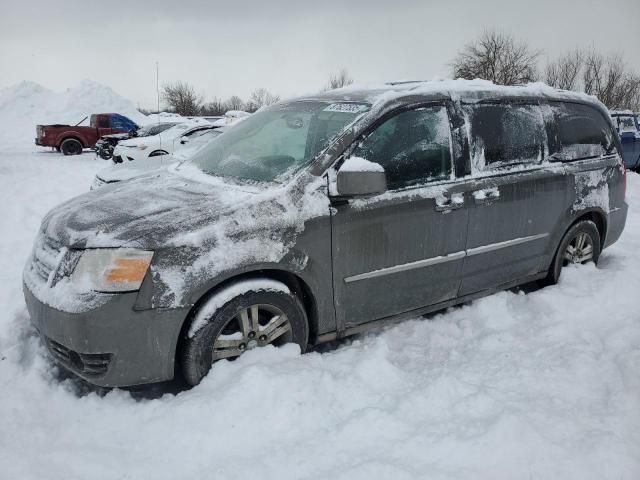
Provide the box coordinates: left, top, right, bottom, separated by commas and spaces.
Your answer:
188, 100, 369, 182
137, 122, 177, 137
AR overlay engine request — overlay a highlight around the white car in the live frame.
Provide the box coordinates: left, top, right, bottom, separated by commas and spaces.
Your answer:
91, 127, 225, 188
112, 120, 214, 163
210, 110, 251, 127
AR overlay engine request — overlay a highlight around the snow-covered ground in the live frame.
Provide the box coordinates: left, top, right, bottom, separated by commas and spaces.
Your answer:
0, 149, 639, 479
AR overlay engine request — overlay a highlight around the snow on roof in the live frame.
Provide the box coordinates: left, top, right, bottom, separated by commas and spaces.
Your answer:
610, 110, 636, 116
307, 79, 605, 110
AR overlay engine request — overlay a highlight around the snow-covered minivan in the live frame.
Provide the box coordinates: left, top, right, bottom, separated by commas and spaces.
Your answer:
23, 80, 627, 388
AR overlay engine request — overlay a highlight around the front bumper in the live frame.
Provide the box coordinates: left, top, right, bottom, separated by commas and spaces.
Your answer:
23, 284, 190, 387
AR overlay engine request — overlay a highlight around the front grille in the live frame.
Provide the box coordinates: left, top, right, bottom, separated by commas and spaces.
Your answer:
45, 337, 112, 376
30, 235, 63, 285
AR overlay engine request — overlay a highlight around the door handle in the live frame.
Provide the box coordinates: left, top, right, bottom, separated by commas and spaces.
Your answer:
472, 187, 500, 204
435, 193, 465, 212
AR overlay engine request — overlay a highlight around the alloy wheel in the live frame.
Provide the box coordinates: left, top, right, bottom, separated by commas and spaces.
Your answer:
211, 304, 291, 361
563, 231, 594, 265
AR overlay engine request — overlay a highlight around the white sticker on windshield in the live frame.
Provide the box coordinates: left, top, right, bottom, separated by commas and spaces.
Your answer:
324, 103, 368, 114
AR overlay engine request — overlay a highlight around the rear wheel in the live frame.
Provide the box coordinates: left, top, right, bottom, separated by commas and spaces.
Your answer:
542, 219, 601, 286
60, 138, 83, 155
180, 282, 308, 386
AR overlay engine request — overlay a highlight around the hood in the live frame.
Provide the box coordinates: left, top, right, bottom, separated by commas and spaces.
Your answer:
101, 132, 131, 140
97, 155, 177, 183
118, 136, 152, 147
41, 168, 266, 249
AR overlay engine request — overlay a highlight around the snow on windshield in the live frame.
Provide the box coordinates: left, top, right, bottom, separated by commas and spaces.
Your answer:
188, 100, 370, 183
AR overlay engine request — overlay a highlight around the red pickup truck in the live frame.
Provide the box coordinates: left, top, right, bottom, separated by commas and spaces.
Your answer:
35, 113, 139, 155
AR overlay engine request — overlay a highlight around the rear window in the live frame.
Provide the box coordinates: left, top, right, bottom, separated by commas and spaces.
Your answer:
464, 103, 547, 170
551, 102, 615, 160
111, 115, 137, 131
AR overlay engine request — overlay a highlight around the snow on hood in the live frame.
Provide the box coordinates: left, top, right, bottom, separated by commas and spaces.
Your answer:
41, 163, 328, 251
96, 155, 177, 184
41, 169, 253, 248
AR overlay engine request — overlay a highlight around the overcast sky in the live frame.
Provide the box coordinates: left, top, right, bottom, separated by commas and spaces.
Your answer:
1, 0, 639, 109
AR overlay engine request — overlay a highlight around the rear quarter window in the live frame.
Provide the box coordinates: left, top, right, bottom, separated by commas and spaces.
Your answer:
463, 103, 547, 172
550, 102, 616, 160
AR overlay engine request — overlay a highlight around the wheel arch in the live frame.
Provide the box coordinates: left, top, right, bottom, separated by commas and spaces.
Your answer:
58, 135, 85, 149
572, 207, 607, 247
543, 206, 608, 274
175, 268, 320, 360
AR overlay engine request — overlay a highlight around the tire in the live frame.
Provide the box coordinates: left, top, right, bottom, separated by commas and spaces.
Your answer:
542, 219, 601, 286
180, 282, 309, 386
60, 138, 83, 155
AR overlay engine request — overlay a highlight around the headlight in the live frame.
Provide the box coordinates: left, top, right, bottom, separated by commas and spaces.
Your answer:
72, 249, 153, 292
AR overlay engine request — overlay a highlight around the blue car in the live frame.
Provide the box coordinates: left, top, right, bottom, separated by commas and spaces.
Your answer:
611, 111, 640, 171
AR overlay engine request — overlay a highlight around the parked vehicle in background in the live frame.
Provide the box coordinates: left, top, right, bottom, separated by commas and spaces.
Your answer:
610, 110, 640, 171
91, 127, 226, 188
211, 110, 250, 127
111, 121, 218, 163
36, 113, 138, 155
95, 122, 180, 160
23, 81, 627, 388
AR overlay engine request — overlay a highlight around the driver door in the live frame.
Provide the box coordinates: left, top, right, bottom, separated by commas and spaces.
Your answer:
330, 104, 470, 329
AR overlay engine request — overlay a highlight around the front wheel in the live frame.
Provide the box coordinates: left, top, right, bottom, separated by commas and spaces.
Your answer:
180, 281, 309, 386
542, 219, 601, 286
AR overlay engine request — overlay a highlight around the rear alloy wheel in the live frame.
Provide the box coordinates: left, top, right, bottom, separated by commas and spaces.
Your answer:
180, 283, 308, 386
60, 138, 83, 155
543, 219, 601, 286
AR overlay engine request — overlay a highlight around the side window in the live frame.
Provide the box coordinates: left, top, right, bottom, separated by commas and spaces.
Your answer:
551, 102, 615, 159
184, 128, 211, 138
465, 103, 547, 170
352, 106, 452, 190
97, 116, 110, 128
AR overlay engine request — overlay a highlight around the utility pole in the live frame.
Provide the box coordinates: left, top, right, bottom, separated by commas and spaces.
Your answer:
156, 61, 160, 119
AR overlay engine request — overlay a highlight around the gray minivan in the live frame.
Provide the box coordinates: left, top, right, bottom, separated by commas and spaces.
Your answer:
23, 80, 627, 387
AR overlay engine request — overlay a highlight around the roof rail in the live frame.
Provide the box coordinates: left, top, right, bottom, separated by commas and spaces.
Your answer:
384, 80, 430, 86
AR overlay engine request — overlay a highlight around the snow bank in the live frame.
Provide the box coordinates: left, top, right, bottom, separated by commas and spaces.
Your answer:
0, 80, 148, 153
0, 151, 639, 479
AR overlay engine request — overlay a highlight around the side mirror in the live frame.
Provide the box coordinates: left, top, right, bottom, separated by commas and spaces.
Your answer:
180, 136, 189, 145
336, 157, 387, 197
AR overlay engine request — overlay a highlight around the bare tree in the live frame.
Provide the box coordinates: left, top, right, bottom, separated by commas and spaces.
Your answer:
246, 88, 280, 112
545, 49, 584, 90
451, 30, 540, 85
201, 97, 227, 116
325, 68, 354, 90
582, 50, 640, 110
161, 81, 203, 116
544, 47, 640, 110
225, 95, 246, 111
